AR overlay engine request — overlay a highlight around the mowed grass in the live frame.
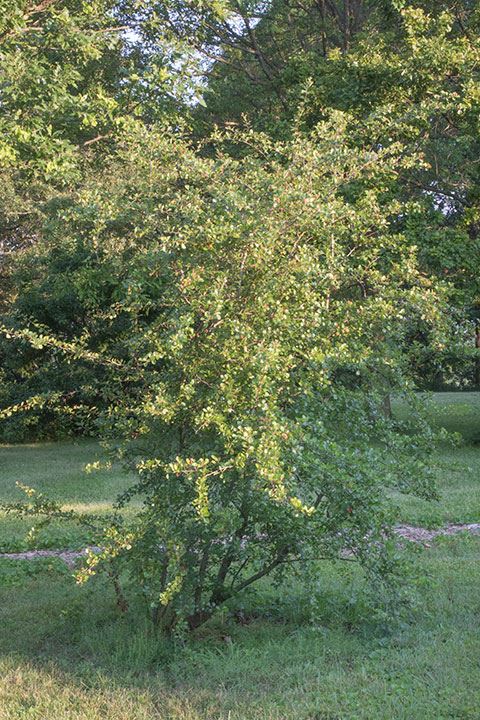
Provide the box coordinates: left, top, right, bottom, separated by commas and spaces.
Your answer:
422, 391, 480, 445
0, 539, 479, 720
0, 393, 479, 719
0, 441, 134, 551
392, 392, 480, 527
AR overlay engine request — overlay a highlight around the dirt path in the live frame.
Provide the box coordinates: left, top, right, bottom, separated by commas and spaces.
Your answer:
1, 524, 479, 566
394, 522, 480, 543
0, 546, 102, 567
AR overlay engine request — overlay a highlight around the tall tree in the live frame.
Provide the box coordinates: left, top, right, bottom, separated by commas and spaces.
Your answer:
0, 0, 201, 438
191, 0, 480, 385
0, 0, 198, 256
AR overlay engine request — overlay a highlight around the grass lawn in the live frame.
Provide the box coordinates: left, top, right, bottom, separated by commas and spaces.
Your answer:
0, 441, 134, 551
0, 393, 479, 719
392, 392, 480, 527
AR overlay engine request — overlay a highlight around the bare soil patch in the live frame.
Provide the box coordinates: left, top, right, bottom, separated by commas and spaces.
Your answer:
1, 524, 479, 566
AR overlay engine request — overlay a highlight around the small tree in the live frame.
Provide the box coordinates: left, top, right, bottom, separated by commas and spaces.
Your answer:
3, 118, 441, 631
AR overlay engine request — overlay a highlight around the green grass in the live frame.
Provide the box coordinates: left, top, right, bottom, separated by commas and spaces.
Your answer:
0, 393, 479, 719
0, 441, 134, 551
391, 391, 480, 527
391, 445, 480, 527
421, 391, 480, 445
0, 439, 134, 504
0, 539, 479, 719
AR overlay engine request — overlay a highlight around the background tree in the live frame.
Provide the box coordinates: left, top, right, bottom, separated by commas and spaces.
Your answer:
0, 0, 200, 256
188, 0, 480, 387
0, 0, 201, 438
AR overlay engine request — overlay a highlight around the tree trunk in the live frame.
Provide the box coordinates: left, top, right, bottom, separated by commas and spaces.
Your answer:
187, 609, 213, 631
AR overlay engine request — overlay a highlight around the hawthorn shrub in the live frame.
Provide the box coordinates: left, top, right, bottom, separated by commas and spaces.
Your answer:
2, 118, 443, 631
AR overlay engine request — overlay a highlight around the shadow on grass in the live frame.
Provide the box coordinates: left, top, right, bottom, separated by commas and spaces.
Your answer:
1, 538, 480, 719
0, 558, 380, 673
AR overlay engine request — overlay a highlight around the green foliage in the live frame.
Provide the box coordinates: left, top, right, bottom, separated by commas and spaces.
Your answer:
191, 2, 480, 387
0, 0, 201, 265
2, 118, 446, 631
1, 0, 477, 635
0, 0, 206, 437
0, 230, 143, 440
0, 0, 193, 178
